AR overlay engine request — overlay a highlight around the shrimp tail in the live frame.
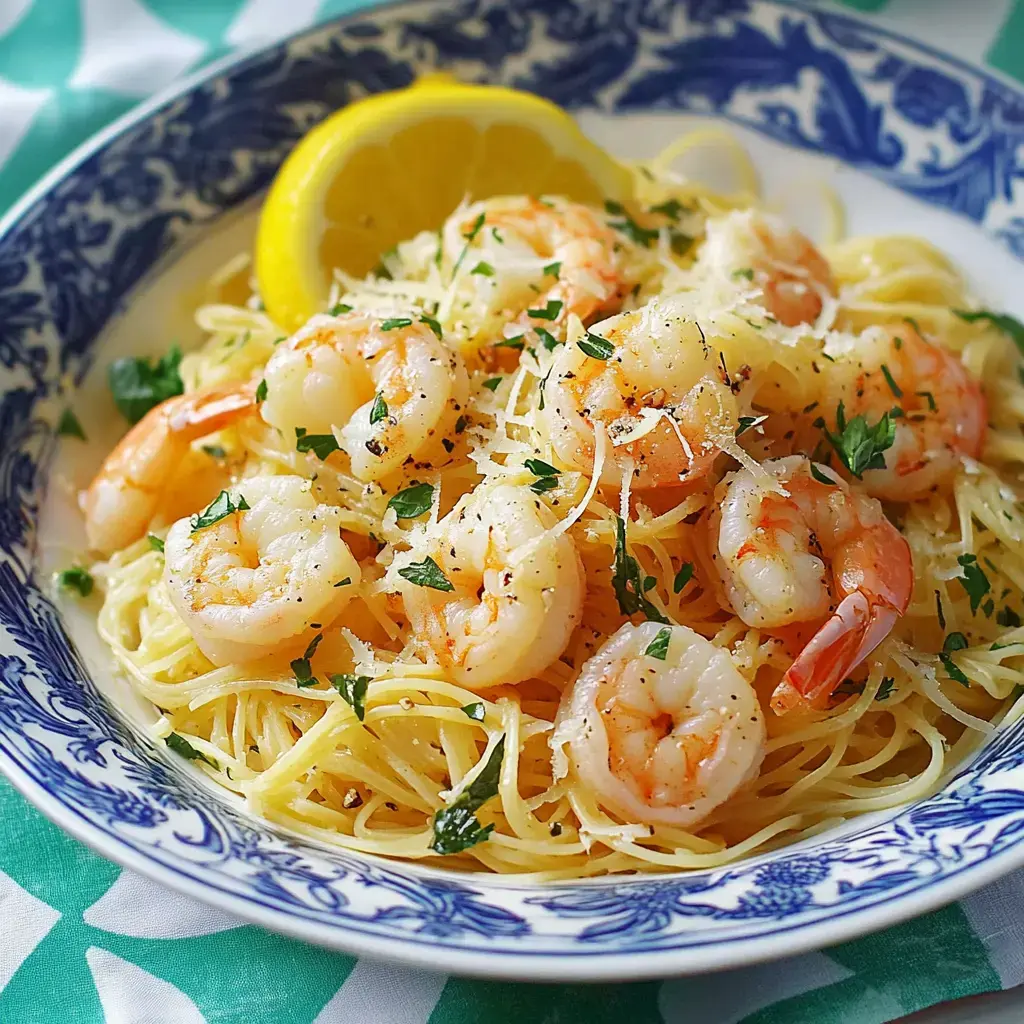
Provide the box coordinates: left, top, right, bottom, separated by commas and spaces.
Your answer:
770, 592, 899, 714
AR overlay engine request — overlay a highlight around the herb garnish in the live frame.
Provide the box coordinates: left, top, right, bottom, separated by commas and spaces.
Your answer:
956, 553, 990, 615
604, 200, 659, 247
57, 567, 93, 597
147, 534, 165, 553
471, 261, 495, 277
875, 676, 896, 701
56, 408, 86, 440
817, 401, 895, 478
452, 212, 486, 277
461, 702, 486, 722
535, 327, 559, 351
673, 563, 694, 594
543, 261, 562, 277
380, 317, 413, 331
295, 427, 340, 460
644, 627, 671, 660
369, 392, 389, 425
525, 458, 559, 494
577, 332, 615, 360
329, 303, 353, 316
953, 309, 1024, 355
190, 490, 249, 531
735, 414, 767, 437
940, 632, 971, 687
527, 299, 563, 321
431, 737, 505, 855
165, 733, 219, 769
398, 556, 454, 592
482, 377, 502, 392
387, 483, 434, 519
108, 347, 184, 423
880, 364, 903, 398
612, 516, 669, 623
255, 378, 268, 403
291, 633, 323, 688
330, 673, 370, 720
420, 313, 443, 340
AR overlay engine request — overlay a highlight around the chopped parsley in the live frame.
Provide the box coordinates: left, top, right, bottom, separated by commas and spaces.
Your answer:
147, 534, 165, 553
956, 553, 990, 615
735, 414, 767, 437
452, 212, 486, 277
329, 303, 353, 316
644, 627, 671, 660
380, 317, 413, 331
108, 346, 184, 423
542, 261, 562, 277
57, 567, 93, 597
612, 516, 669, 624
577, 332, 615, 360
482, 377, 503, 392
190, 490, 249, 531
420, 313, 443, 340
997, 606, 1022, 628
673, 563, 694, 594
461, 702, 486, 722
369, 392, 389, 425
604, 200, 659, 247
431, 737, 505, 855
880, 364, 903, 398
330, 673, 370, 721
940, 632, 971, 687
875, 676, 896, 701
398, 556, 454, 592
56, 408, 86, 440
525, 459, 559, 494
731, 267, 754, 281
649, 198, 686, 220
953, 309, 1024, 355
291, 632, 323, 688
916, 390, 937, 412
387, 483, 434, 519
295, 427, 340, 460
535, 327, 559, 351
334, 577, 352, 588
255, 378, 267, 403
455, 415, 468, 434
165, 733, 218, 770
494, 334, 525, 350
201, 444, 226, 459
817, 401, 895, 478
471, 261, 495, 277
527, 299, 563, 321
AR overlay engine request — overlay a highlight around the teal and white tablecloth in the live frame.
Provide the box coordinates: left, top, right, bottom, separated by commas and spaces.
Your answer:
4, 2, 1024, 1021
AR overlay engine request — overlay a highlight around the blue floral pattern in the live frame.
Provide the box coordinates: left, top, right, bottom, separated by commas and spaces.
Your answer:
1, 0, 1024, 970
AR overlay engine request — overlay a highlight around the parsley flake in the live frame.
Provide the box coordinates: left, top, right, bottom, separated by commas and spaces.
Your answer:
295, 427, 340, 460
398, 556, 454, 592
482, 377, 502, 392
649, 199, 686, 220
330, 673, 370, 720
644, 627, 671, 660
471, 261, 495, 277
731, 267, 754, 281
255, 378, 268, 403
940, 632, 971, 687
380, 317, 413, 332
954, 309, 1024, 355
461, 702, 486, 722
612, 516, 669, 623
431, 737, 504, 855
956, 553, 990, 615
147, 534, 165, 553
604, 200, 659, 247
369, 392, 389, 425
57, 567, 93, 597
535, 327, 559, 351
165, 733, 219, 770
329, 303, 353, 316
108, 347, 184, 423
880, 364, 903, 398
387, 483, 434, 519
542, 261, 562, 277
420, 313, 443, 340
998, 606, 1022, 628
56, 408, 86, 440
875, 676, 896, 701
819, 401, 895, 478
577, 332, 615, 360
527, 299, 563, 321
334, 577, 352, 588
190, 490, 249, 531
673, 563, 694, 594
735, 414, 767, 437
291, 632, 323, 688
495, 334, 525, 350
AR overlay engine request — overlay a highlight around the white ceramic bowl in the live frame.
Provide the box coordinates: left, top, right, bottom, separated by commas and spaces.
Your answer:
3, 0, 1024, 981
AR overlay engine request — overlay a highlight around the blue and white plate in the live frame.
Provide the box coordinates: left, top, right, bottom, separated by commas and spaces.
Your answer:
2, 0, 1024, 981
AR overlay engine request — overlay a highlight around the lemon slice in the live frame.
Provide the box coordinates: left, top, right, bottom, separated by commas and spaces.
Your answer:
255, 80, 632, 331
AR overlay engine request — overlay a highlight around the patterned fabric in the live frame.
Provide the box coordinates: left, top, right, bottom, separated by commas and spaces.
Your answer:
2, 2, 1024, 1021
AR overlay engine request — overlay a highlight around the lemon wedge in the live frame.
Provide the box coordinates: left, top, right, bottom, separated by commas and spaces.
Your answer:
255, 80, 631, 331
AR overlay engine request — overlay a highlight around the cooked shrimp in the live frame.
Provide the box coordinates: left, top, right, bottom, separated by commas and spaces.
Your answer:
164, 474, 361, 666
558, 621, 765, 828
696, 209, 835, 327
710, 456, 913, 714
442, 196, 630, 339
82, 381, 257, 555
394, 480, 584, 689
541, 300, 740, 488
818, 324, 986, 500
260, 312, 468, 481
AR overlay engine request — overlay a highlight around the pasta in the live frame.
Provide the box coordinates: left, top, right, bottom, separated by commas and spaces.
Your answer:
81, 132, 1024, 880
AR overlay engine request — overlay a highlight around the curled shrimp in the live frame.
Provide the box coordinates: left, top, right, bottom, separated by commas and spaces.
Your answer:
696, 209, 835, 327
261, 312, 468, 481
82, 381, 257, 555
818, 323, 986, 500
443, 196, 631, 340
541, 301, 739, 488
556, 621, 765, 828
164, 474, 361, 666
709, 456, 913, 714
393, 480, 585, 689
